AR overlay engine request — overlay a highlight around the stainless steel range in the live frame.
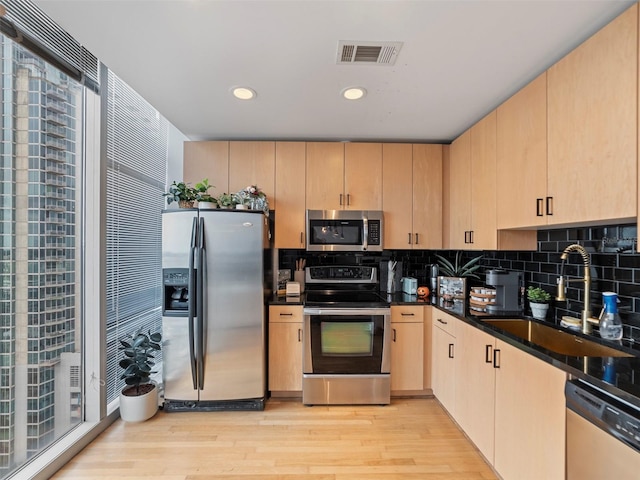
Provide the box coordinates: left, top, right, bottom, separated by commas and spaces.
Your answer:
302, 265, 391, 405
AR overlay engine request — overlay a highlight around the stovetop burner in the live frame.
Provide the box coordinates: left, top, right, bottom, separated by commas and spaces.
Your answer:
304, 265, 389, 308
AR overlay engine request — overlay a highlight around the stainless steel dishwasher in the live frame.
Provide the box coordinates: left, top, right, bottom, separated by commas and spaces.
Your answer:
565, 379, 640, 479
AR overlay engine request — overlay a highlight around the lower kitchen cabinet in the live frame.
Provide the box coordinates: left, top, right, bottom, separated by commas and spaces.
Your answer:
455, 321, 496, 463
268, 305, 303, 394
431, 311, 457, 415
390, 306, 424, 392
493, 339, 566, 480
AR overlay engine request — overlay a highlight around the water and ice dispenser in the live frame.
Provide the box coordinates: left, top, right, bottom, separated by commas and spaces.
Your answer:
163, 268, 190, 316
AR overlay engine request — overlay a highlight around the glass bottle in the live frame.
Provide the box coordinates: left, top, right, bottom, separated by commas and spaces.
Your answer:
599, 291, 623, 341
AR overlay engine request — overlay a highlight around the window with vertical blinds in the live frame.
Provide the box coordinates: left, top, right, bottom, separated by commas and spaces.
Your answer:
105, 70, 167, 403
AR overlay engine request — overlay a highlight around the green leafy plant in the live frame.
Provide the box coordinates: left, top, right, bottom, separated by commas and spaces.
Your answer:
119, 330, 162, 396
217, 192, 235, 207
435, 252, 483, 279
194, 178, 216, 203
163, 181, 196, 205
526, 286, 551, 304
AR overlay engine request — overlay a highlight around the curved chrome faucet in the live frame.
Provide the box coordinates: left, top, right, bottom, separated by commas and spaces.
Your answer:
557, 244, 599, 334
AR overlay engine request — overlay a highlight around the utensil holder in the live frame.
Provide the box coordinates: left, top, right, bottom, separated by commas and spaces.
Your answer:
294, 270, 305, 292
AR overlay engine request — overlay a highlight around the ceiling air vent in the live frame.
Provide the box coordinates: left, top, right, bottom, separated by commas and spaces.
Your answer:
337, 41, 403, 65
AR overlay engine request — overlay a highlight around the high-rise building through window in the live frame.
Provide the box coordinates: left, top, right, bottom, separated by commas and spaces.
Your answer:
0, 34, 82, 472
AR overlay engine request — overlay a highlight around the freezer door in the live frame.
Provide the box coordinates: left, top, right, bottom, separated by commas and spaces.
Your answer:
162, 315, 198, 401
162, 209, 198, 269
199, 211, 266, 401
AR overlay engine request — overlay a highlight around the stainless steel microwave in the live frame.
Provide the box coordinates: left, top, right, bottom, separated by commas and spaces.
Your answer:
306, 210, 383, 252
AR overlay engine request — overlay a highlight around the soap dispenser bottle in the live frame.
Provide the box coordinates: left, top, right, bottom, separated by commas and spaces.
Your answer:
599, 291, 623, 340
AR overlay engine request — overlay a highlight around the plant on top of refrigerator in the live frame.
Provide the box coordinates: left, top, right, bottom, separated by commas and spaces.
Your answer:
193, 178, 216, 204
163, 181, 197, 207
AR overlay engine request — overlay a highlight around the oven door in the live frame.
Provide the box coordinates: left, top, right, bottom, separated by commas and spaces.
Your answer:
303, 308, 390, 375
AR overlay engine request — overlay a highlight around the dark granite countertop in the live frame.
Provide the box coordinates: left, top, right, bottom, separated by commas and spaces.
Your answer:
269, 292, 640, 409
431, 301, 640, 410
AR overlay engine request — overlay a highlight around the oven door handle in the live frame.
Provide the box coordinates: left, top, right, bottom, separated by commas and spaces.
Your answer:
303, 308, 391, 316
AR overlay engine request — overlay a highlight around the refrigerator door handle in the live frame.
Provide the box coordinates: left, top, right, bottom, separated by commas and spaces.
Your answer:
197, 217, 206, 390
188, 217, 198, 390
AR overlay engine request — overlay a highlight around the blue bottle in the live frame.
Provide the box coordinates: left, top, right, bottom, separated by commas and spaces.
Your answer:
600, 292, 623, 341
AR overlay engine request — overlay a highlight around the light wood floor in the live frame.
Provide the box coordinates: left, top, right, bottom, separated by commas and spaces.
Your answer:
52, 398, 497, 480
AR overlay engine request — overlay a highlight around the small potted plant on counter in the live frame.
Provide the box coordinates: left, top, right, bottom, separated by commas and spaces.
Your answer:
527, 286, 551, 320
164, 181, 197, 208
119, 329, 162, 422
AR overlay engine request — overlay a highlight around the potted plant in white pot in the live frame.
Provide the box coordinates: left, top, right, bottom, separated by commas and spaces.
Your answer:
119, 329, 162, 422
527, 286, 551, 320
194, 178, 217, 209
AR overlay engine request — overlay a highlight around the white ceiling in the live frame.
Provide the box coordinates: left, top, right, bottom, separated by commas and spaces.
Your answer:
33, 0, 636, 143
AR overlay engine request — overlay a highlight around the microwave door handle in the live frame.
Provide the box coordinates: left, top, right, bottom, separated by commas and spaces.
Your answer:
362, 215, 369, 250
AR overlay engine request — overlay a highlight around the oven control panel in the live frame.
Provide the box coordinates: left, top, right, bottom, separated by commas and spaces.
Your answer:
306, 266, 377, 283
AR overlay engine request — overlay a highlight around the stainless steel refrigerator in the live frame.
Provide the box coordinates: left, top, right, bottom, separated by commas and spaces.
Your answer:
161, 208, 268, 411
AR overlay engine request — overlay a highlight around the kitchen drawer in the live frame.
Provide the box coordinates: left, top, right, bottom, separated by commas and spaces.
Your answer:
391, 305, 424, 323
432, 311, 457, 337
269, 305, 303, 323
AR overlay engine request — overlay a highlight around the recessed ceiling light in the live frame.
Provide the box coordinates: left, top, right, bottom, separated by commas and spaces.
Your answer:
232, 87, 256, 100
342, 87, 367, 100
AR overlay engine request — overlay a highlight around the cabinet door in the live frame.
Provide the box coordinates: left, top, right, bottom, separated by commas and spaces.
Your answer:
497, 73, 547, 229
469, 111, 497, 250
390, 306, 425, 392
390, 322, 424, 391
494, 339, 566, 480
183, 141, 229, 197
268, 322, 303, 392
306, 142, 344, 210
268, 306, 303, 393
275, 142, 306, 248
382, 143, 413, 249
413, 144, 443, 249
455, 322, 496, 463
447, 130, 471, 250
431, 323, 456, 416
547, 4, 637, 225
228, 141, 276, 201
344, 143, 382, 210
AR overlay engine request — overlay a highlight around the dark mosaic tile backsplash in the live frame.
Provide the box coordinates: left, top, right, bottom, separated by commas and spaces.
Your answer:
279, 223, 640, 341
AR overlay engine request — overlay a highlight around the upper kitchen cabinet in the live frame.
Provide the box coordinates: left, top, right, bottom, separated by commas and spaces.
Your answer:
448, 129, 472, 250
306, 142, 382, 211
547, 3, 637, 226
275, 142, 306, 249
183, 141, 229, 197
496, 73, 547, 229
448, 112, 497, 250
228, 141, 276, 202
382, 143, 442, 249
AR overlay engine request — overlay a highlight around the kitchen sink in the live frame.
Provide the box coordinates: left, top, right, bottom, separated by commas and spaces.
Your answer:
483, 319, 633, 357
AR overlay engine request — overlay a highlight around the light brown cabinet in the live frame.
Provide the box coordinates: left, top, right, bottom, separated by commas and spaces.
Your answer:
228, 141, 275, 202
274, 142, 306, 248
497, 73, 548, 229
183, 141, 229, 197
306, 142, 382, 211
390, 306, 424, 392
493, 339, 566, 480
431, 311, 456, 416
454, 320, 496, 463
547, 4, 637, 226
448, 112, 497, 250
382, 144, 442, 249
268, 305, 303, 394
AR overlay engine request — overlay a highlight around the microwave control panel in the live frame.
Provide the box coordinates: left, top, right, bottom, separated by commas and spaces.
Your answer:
368, 221, 381, 245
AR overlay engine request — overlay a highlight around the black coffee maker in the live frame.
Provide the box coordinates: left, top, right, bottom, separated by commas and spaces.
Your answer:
485, 269, 523, 315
